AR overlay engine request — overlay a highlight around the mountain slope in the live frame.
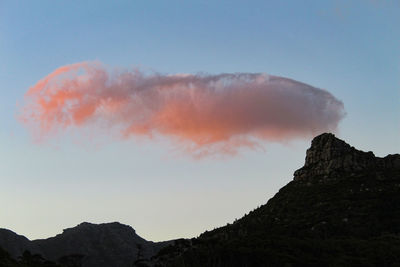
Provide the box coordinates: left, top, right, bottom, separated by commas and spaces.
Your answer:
0, 229, 35, 260
149, 133, 400, 266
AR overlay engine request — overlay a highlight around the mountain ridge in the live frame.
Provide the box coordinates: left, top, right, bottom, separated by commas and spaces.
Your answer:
0, 222, 173, 267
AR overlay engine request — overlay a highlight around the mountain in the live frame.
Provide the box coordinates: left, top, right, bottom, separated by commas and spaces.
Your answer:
147, 133, 400, 266
0, 222, 173, 267
1, 133, 399, 267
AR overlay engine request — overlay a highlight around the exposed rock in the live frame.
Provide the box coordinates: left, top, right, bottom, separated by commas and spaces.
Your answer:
294, 133, 400, 181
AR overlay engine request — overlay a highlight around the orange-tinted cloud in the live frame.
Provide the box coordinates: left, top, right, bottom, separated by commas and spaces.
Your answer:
19, 61, 345, 156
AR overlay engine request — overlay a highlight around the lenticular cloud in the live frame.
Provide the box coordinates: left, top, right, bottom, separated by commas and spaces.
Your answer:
19, 61, 345, 156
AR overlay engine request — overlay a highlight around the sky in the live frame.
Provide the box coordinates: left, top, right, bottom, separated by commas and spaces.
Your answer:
0, 0, 399, 242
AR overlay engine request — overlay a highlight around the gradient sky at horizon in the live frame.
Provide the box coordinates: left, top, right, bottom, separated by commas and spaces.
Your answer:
0, 0, 399, 241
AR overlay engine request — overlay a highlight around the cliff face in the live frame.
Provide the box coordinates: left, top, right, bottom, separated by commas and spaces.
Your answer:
294, 133, 400, 181
149, 133, 400, 267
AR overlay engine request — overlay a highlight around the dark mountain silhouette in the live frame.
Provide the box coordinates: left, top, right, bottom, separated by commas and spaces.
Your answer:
0, 229, 34, 260
0, 222, 173, 267
146, 133, 400, 266
1, 133, 399, 267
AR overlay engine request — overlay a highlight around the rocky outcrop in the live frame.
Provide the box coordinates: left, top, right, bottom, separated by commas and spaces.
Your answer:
0, 222, 173, 267
294, 133, 400, 181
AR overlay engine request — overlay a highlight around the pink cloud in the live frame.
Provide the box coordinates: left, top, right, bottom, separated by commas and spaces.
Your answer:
19, 61, 345, 157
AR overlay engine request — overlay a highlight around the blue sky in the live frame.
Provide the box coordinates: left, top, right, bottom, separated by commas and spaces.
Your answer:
0, 0, 399, 241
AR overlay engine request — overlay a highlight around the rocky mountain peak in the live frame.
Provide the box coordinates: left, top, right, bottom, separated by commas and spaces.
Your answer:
294, 133, 400, 181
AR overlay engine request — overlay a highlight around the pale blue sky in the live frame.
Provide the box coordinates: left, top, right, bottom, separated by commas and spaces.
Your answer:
0, 0, 399, 241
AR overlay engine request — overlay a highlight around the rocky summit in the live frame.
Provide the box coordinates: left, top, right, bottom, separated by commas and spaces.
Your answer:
1, 133, 399, 267
294, 133, 400, 181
